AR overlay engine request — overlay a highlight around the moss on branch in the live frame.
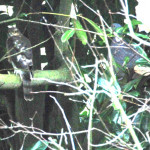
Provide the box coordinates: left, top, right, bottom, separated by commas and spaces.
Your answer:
0, 67, 71, 89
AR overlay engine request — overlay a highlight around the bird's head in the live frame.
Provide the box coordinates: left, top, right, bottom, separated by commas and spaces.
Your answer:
111, 23, 124, 42
111, 23, 123, 35
8, 26, 21, 37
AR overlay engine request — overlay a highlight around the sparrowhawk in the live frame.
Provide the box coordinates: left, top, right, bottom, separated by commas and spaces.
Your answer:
6, 26, 33, 101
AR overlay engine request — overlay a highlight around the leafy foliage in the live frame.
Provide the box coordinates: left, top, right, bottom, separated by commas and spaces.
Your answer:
61, 29, 75, 42
30, 141, 48, 150
73, 19, 88, 45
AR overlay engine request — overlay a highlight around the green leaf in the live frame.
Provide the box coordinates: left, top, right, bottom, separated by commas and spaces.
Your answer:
123, 78, 142, 92
112, 57, 126, 73
80, 107, 90, 116
84, 18, 105, 42
117, 24, 129, 34
136, 58, 150, 66
120, 100, 127, 110
61, 29, 75, 42
131, 19, 142, 28
73, 19, 88, 45
133, 112, 150, 132
135, 33, 150, 40
31, 140, 48, 150
114, 27, 124, 35
132, 43, 148, 58
123, 56, 130, 66
123, 131, 130, 142
128, 90, 140, 97
98, 77, 121, 95
97, 93, 107, 103
19, 13, 28, 17
112, 110, 121, 124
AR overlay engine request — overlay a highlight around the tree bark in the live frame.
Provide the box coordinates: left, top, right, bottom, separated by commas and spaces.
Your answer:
50, 0, 79, 149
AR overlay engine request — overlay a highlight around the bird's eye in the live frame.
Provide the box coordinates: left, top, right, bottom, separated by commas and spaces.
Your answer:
22, 55, 26, 60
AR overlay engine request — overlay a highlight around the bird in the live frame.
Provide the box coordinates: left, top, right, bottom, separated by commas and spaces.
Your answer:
6, 26, 33, 101
110, 23, 142, 79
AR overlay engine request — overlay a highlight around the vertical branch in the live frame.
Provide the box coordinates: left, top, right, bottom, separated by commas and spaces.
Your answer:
88, 58, 99, 150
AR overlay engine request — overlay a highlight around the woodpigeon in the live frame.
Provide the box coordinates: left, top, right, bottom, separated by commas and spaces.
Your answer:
110, 23, 141, 79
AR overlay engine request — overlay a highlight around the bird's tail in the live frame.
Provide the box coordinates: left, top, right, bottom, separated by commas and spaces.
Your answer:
22, 71, 33, 101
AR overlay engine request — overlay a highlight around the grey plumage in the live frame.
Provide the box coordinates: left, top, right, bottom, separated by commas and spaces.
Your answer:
6, 26, 33, 101
110, 23, 141, 78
